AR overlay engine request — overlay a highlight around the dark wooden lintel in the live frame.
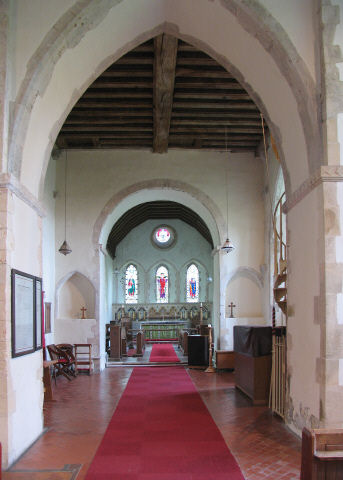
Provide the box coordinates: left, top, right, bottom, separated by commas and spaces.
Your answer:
153, 34, 178, 153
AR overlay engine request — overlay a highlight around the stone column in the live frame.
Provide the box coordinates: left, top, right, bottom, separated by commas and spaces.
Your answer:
318, 0, 343, 426
0, 188, 13, 468
0, 0, 8, 173
321, 178, 343, 426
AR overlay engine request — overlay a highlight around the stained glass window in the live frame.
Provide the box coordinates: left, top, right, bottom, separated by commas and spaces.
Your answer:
156, 227, 170, 243
156, 265, 168, 303
152, 225, 175, 248
125, 264, 138, 304
186, 264, 199, 303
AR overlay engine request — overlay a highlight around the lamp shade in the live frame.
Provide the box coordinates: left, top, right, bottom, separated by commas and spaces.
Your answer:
221, 238, 235, 254
58, 240, 72, 256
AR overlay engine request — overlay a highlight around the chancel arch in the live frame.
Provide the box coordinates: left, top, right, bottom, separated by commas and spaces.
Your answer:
95, 185, 221, 334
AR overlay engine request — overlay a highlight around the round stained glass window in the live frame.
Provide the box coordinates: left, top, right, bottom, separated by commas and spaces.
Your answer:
155, 227, 170, 244
151, 225, 176, 249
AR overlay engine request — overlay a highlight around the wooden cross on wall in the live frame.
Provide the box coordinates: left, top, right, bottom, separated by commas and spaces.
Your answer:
228, 302, 236, 318
80, 306, 87, 319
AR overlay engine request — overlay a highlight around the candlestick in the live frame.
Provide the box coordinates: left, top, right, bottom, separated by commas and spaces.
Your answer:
205, 324, 216, 373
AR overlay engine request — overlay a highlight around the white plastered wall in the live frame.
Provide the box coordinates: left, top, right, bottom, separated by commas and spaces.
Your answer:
9, 196, 43, 464
54, 149, 264, 356
286, 187, 322, 432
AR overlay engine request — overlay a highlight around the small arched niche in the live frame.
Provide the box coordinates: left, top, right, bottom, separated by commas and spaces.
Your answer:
59, 273, 95, 319
226, 276, 262, 318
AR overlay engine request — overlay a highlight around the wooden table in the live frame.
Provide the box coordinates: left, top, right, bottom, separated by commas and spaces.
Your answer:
43, 360, 57, 401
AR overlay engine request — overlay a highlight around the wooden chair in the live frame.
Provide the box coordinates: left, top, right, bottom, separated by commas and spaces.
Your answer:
46, 344, 76, 381
56, 343, 77, 376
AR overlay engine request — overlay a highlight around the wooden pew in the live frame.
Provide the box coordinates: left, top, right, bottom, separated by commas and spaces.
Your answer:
136, 330, 145, 357
109, 324, 121, 360
178, 329, 189, 355
301, 427, 343, 479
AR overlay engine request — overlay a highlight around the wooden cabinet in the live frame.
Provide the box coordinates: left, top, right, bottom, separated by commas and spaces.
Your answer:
234, 352, 271, 405
233, 326, 272, 405
188, 335, 208, 366
216, 350, 235, 370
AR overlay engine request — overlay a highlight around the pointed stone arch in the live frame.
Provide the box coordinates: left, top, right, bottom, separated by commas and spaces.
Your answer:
9, 0, 319, 199
55, 270, 97, 319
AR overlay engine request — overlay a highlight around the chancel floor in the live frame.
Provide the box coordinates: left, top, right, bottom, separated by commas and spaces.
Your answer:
4, 360, 301, 480
107, 342, 187, 365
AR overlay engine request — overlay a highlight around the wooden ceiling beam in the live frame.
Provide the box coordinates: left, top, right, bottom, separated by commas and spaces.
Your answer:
115, 57, 153, 65
174, 81, 243, 89
59, 132, 153, 138
56, 36, 265, 152
175, 68, 230, 77
88, 81, 153, 88
76, 100, 152, 107
61, 125, 153, 132
83, 91, 152, 98
172, 101, 258, 109
153, 34, 178, 153
168, 136, 259, 143
170, 119, 261, 126
102, 70, 152, 77
176, 58, 220, 66
65, 118, 153, 125
169, 126, 261, 134
174, 92, 251, 100
70, 110, 153, 117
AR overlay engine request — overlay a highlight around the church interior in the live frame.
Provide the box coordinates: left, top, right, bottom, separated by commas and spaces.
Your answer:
1, 1, 343, 478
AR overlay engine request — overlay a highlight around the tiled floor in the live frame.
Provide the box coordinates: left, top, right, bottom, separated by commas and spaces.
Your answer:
4, 351, 301, 479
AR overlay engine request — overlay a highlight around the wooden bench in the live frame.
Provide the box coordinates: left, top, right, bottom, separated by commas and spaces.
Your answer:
301, 427, 343, 479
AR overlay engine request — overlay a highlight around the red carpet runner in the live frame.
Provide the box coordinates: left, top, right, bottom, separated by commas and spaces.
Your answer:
149, 343, 180, 363
85, 367, 244, 480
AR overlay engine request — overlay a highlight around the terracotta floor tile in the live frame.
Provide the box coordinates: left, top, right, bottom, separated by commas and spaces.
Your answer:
4, 365, 301, 479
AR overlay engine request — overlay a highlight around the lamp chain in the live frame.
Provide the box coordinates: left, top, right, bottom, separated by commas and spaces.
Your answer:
225, 127, 229, 237
64, 151, 67, 239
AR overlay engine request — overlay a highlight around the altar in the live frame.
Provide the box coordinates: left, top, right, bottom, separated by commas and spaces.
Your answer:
138, 320, 189, 341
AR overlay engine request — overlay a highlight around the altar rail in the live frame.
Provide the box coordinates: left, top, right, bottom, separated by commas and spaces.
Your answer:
142, 323, 187, 341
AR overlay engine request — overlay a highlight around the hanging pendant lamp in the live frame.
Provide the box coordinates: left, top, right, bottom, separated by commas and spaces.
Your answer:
59, 151, 72, 256
221, 127, 235, 254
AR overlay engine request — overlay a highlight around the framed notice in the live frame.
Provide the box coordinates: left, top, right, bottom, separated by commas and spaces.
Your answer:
11, 269, 43, 358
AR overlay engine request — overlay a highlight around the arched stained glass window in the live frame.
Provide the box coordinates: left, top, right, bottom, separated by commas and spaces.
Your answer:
125, 264, 138, 304
186, 264, 199, 303
156, 265, 168, 303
